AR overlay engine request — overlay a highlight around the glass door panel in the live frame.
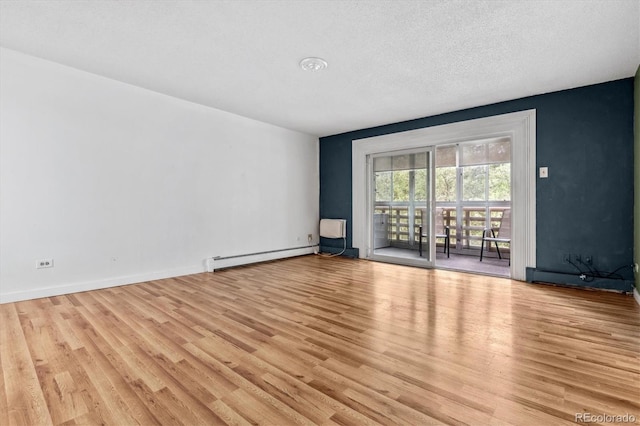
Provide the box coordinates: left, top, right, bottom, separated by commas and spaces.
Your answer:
435, 139, 511, 258
370, 149, 433, 268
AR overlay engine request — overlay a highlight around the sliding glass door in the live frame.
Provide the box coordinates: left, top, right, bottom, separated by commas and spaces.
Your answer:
368, 148, 434, 268
365, 138, 511, 273
435, 139, 511, 256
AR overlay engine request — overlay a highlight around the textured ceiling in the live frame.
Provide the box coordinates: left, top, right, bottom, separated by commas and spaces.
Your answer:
1, 0, 639, 137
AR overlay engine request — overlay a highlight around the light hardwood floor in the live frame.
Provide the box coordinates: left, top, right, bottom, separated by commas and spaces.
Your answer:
1, 255, 639, 425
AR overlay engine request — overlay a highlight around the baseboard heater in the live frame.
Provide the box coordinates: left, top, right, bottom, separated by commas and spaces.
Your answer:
206, 245, 315, 272
526, 267, 634, 293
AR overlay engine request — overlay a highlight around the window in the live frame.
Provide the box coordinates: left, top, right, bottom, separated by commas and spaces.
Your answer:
435, 145, 457, 202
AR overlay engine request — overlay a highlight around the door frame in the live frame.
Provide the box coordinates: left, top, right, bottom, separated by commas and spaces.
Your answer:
352, 110, 536, 281
367, 147, 435, 268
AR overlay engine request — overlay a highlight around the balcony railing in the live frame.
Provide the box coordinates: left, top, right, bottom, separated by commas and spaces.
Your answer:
373, 204, 510, 254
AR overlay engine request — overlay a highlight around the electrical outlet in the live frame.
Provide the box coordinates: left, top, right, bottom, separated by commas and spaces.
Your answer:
307, 234, 313, 241
36, 258, 54, 269
583, 255, 592, 265
573, 254, 581, 263
562, 254, 571, 263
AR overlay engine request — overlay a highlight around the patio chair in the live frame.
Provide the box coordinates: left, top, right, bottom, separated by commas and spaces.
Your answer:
419, 208, 450, 258
480, 209, 511, 264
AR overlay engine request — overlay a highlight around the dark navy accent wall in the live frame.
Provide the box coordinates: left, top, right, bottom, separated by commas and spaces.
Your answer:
320, 78, 635, 286
635, 66, 640, 293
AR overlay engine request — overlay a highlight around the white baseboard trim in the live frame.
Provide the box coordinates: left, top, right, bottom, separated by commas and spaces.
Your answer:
0, 247, 317, 304
634, 287, 640, 307
0, 264, 204, 304
212, 246, 315, 271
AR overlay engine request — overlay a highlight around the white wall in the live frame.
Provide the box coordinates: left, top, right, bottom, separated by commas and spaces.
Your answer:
0, 48, 319, 303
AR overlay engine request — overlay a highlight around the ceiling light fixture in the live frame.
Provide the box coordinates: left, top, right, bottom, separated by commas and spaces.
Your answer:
299, 57, 328, 72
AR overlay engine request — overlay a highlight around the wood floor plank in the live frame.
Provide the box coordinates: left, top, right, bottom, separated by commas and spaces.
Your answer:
208, 399, 254, 426
0, 304, 53, 426
0, 336, 10, 426
1, 255, 639, 425
27, 307, 89, 425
